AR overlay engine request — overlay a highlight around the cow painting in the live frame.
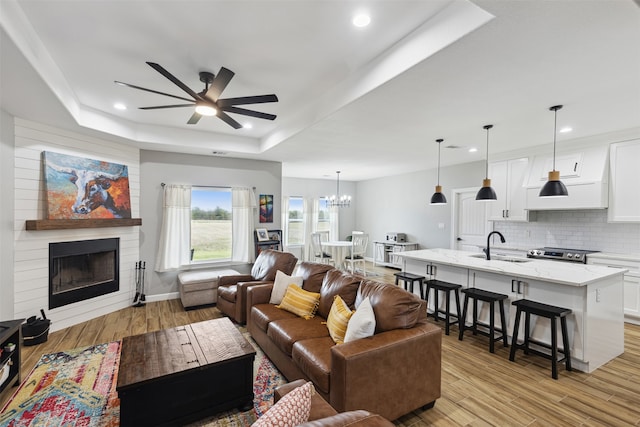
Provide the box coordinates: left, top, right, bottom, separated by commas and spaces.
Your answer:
43, 151, 132, 219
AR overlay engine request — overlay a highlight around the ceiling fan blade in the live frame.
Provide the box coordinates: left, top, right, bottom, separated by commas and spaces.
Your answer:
140, 104, 194, 110
187, 112, 202, 125
205, 67, 235, 102
216, 111, 242, 129
146, 62, 202, 100
115, 81, 194, 102
217, 94, 278, 107
221, 106, 277, 121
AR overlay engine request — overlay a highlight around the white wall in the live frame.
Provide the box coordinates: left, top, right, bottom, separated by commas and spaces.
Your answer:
355, 161, 486, 255
12, 119, 140, 332
139, 150, 282, 296
1, 110, 15, 320
282, 177, 357, 240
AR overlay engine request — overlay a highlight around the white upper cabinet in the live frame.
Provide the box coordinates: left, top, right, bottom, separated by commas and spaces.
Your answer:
608, 139, 640, 222
525, 145, 609, 210
488, 158, 529, 221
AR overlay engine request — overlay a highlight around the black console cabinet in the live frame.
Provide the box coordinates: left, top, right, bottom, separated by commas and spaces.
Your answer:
254, 229, 282, 259
0, 319, 25, 397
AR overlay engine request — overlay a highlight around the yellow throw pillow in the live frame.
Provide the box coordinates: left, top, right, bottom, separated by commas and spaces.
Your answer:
276, 284, 321, 319
326, 295, 354, 344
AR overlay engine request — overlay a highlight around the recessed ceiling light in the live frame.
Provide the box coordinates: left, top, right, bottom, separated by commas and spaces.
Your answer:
559, 126, 572, 133
352, 14, 371, 28
114, 103, 127, 110
212, 151, 227, 155
243, 123, 253, 129
468, 147, 478, 153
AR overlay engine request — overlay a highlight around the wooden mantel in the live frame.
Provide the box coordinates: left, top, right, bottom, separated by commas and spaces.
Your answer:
25, 218, 142, 230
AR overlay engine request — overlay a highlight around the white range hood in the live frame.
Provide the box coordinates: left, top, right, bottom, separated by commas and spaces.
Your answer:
525, 145, 609, 210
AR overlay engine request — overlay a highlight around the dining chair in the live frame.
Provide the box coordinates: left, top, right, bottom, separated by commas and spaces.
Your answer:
311, 231, 334, 265
345, 232, 369, 275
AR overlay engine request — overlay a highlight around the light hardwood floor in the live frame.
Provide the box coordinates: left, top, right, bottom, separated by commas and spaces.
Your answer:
2, 263, 639, 426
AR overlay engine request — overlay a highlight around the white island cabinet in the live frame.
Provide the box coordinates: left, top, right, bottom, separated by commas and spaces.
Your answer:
397, 248, 626, 373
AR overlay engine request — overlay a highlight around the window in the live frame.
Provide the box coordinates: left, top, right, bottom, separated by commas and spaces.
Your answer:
317, 197, 330, 233
287, 196, 304, 245
190, 187, 232, 262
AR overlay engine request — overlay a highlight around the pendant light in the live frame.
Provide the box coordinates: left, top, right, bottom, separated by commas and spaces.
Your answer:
430, 138, 447, 205
326, 171, 351, 208
539, 105, 569, 197
476, 124, 497, 201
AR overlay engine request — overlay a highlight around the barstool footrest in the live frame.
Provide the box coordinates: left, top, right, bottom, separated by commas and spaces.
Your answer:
512, 339, 569, 363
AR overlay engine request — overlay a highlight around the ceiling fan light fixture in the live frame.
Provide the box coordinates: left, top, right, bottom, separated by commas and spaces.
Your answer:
195, 102, 217, 116
476, 124, 497, 201
540, 105, 569, 198
430, 138, 447, 205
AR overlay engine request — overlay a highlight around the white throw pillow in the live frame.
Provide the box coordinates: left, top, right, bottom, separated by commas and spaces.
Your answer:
270, 270, 304, 304
344, 297, 376, 342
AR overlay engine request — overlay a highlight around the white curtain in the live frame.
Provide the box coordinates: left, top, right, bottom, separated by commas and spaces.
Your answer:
155, 184, 192, 272
281, 196, 291, 252
329, 205, 340, 241
232, 187, 257, 262
303, 198, 319, 261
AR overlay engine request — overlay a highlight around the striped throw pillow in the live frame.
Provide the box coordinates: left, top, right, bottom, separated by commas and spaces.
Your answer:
326, 295, 353, 344
276, 284, 321, 319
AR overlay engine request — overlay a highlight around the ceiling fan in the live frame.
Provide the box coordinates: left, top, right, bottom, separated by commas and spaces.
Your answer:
115, 62, 278, 129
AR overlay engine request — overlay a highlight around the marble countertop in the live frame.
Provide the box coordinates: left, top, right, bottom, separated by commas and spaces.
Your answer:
397, 248, 627, 286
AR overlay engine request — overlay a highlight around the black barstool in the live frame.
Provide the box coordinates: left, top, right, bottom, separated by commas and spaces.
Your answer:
394, 272, 426, 300
509, 299, 572, 380
425, 279, 462, 336
458, 288, 508, 353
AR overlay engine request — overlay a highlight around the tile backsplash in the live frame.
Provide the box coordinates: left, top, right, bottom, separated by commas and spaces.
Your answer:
493, 210, 640, 254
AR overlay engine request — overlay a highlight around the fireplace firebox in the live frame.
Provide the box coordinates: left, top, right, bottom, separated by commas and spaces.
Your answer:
49, 238, 119, 309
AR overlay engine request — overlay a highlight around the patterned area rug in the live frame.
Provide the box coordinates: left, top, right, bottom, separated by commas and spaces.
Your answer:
0, 341, 121, 427
0, 334, 285, 427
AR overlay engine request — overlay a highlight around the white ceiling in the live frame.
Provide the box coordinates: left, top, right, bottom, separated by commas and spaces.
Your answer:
1, 0, 639, 181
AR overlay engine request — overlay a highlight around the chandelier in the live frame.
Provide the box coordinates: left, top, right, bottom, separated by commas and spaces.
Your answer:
326, 171, 351, 208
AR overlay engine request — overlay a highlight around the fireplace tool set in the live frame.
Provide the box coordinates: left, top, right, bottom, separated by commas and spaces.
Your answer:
133, 261, 146, 307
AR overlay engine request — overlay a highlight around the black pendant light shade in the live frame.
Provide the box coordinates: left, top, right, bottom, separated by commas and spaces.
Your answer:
539, 105, 569, 198
430, 138, 447, 205
476, 124, 497, 201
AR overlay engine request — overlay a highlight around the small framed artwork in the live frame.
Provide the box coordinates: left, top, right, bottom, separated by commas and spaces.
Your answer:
259, 194, 273, 223
256, 228, 270, 241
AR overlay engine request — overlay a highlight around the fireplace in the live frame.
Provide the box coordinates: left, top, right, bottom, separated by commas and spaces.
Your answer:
49, 238, 119, 309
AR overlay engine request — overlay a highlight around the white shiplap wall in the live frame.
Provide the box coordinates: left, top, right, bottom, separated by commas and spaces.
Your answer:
13, 119, 140, 332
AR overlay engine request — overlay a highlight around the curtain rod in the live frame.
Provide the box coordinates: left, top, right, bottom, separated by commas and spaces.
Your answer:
161, 182, 256, 190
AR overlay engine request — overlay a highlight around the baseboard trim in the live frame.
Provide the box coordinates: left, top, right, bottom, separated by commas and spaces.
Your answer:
144, 292, 179, 302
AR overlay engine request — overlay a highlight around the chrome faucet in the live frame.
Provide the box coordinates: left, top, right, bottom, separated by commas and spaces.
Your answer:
483, 231, 506, 260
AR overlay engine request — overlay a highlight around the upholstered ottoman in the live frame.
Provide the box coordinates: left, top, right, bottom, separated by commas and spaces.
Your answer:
178, 269, 239, 309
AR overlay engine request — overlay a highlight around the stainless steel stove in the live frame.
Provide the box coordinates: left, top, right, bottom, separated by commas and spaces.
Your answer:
526, 247, 599, 264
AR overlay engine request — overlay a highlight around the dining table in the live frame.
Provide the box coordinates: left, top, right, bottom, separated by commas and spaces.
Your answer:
320, 240, 353, 270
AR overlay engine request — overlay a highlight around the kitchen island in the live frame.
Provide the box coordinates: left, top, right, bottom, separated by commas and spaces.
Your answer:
396, 248, 627, 373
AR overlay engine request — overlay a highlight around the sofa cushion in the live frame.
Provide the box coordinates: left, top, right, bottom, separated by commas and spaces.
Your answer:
251, 303, 298, 333
357, 280, 422, 333
292, 337, 334, 395
270, 270, 304, 304
277, 284, 321, 319
344, 296, 376, 343
326, 295, 353, 344
253, 380, 313, 427
295, 262, 336, 293
317, 270, 361, 319
267, 317, 330, 356
217, 284, 237, 303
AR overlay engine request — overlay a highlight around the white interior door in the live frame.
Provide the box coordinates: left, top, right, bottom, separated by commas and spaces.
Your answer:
451, 188, 491, 252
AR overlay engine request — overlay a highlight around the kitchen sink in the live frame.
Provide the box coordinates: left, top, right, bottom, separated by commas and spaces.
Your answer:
468, 253, 531, 263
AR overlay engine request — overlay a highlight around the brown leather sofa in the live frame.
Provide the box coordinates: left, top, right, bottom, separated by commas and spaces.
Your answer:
274, 379, 394, 426
217, 250, 297, 324
247, 262, 442, 421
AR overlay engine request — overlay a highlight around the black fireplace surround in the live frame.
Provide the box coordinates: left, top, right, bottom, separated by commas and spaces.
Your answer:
49, 238, 119, 309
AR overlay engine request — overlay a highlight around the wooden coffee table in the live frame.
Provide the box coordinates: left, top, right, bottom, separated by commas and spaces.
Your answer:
116, 317, 256, 426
